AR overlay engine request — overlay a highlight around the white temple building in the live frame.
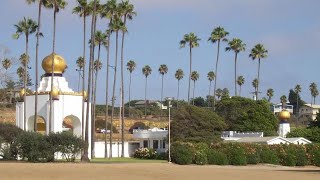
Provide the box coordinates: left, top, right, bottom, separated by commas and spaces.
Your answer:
15, 53, 92, 157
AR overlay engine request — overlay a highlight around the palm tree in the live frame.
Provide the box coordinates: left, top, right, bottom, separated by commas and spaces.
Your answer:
142, 65, 152, 118
180, 33, 200, 104
249, 44, 268, 100
237, 76, 245, 96
222, 88, 230, 98
100, 0, 117, 159
126, 60, 136, 117
175, 69, 184, 102
252, 78, 259, 100
13, 17, 37, 131
216, 88, 223, 100
309, 82, 318, 106
118, 1, 136, 158
266, 88, 274, 102
76, 56, 85, 91
158, 64, 168, 119
73, 0, 90, 141
190, 71, 199, 105
294, 84, 302, 127
208, 27, 229, 110
280, 95, 287, 109
2, 58, 12, 70
207, 71, 215, 107
225, 38, 246, 96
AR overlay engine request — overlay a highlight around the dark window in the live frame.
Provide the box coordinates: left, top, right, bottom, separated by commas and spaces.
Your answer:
153, 140, 159, 149
162, 140, 166, 149
143, 140, 148, 148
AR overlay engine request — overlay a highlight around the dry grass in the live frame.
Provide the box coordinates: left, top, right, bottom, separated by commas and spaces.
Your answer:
0, 162, 319, 180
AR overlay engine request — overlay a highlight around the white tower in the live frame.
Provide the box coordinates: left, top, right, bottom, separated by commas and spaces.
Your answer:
16, 53, 91, 158
278, 109, 291, 137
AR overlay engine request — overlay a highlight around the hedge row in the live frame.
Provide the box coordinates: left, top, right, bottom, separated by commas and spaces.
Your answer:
0, 123, 85, 162
171, 142, 320, 167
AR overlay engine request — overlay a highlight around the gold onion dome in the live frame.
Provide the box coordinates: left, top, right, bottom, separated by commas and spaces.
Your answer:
82, 91, 88, 101
19, 89, 25, 98
42, 53, 67, 74
51, 87, 60, 100
278, 110, 290, 121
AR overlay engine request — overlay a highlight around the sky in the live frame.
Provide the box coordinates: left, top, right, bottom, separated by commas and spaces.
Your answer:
0, 0, 320, 105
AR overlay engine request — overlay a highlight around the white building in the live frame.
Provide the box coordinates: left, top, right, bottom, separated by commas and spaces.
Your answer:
299, 104, 320, 120
133, 127, 168, 153
16, 53, 92, 158
271, 103, 294, 115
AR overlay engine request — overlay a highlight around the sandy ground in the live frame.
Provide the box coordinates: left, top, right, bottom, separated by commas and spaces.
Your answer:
0, 163, 319, 180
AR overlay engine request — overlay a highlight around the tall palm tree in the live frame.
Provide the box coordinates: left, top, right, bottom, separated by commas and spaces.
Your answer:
100, 0, 117, 159
249, 44, 268, 100
109, 16, 126, 159
207, 71, 215, 107
47, 0, 67, 134
13, 17, 37, 131
73, 0, 90, 141
225, 38, 246, 96
280, 95, 287, 109
26, 0, 50, 131
237, 75, 245, 96
142, 65, 152, 118
252, 78, 259, 100
126, 60, 136, 117
180, 33, 200, 104
221, 88, 230, 99
76, 56, 85, 91
294, 84, 302, 127
175, 69, 184, 102
216, 88, 223, 100
118, 0, 136, 158
158, 64, 168, 119
190, 71, 199, 105
2, 58, 12, 70
309, 82, 318, 106
208, 27, 229, 110
266, 88, 274, 102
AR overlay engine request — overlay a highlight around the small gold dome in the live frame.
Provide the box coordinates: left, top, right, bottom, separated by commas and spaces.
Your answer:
278, 110, 290, 121
19, 89, 25, 98
51, 87, 60, 100
42, 53, 67, 74
82, 91, 88, 101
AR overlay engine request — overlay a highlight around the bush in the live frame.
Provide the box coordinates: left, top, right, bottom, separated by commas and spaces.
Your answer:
194, 151, 207, 165
133, 148, 157, 159
207, 150, 228, 165
260, 148, 279, 164
0, 123, 23, 144
228, 148, 247, 165
295, 146, 308, 166
246, 153, 260, 165
171, 142, 193, 165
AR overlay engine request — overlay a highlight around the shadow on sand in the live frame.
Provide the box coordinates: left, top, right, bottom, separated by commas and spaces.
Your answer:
277, 169, 320, 174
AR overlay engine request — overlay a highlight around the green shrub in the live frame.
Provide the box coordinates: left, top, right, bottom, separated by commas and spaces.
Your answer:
246, 153, 260, 164
295, 146, 308, 166
194, 151, 207, 165
133, 148, 157, 159
228, 148, 247, 165
171, 142, 193, 165
207, 149, 228, 165
0, 123, 23, 143
260, 148, 279, 164
313, 150, 320, 166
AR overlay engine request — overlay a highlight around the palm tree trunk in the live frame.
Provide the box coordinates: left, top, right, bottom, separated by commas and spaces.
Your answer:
160, 75, 164, 120
105, 22, 111, 159
234, 53, 238, 96
296, 93, 299, 127
192, 81, 195, 105
110, 31, 119, 159
177, 80, 180, 108
128, 72, 132, 118
213, 40, 220, 111
82, 0, 96, 162
34, 1, 42, 132
144, 76, 147, 118
188, 45, 192, 104
120, 18, 126, 157
257, 58, 261, 100
82, 14, 87, 140
239, 85, 242, 97
208, 81, 212, 107
23, 35, 28, 131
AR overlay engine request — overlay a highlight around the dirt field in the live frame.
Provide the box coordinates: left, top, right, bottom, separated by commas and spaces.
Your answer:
0, 163, 319, 180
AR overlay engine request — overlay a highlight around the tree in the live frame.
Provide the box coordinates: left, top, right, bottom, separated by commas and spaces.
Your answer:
252, 78, 259, 99
175, 69, 184, 103
126, 60, 136, 117
237, 76, 245, 96
192, 97, 206, 107
280, 95, 287, 108
171, 105, 226, 144
142, 65, 152, 118
207, 71, 215, 107
208, 27, 229, 111
190, 71, 199, 105
225, 38, 246, 96
249, 44, 268, 100
266, 88, 274, 102
221, 88, 230, 99
13, 17, 38, 131
2, 58, 12, 70
216, 88, 223, 100
76, 56, 84, 91
73, 0, 90, 143
158, 64, 168, 119
309, 82, 318, 106
180, 33, 200, 104
216, 97, 278, 133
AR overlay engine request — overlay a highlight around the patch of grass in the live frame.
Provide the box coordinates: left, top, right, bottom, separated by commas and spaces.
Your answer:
91, 158, 167, 164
